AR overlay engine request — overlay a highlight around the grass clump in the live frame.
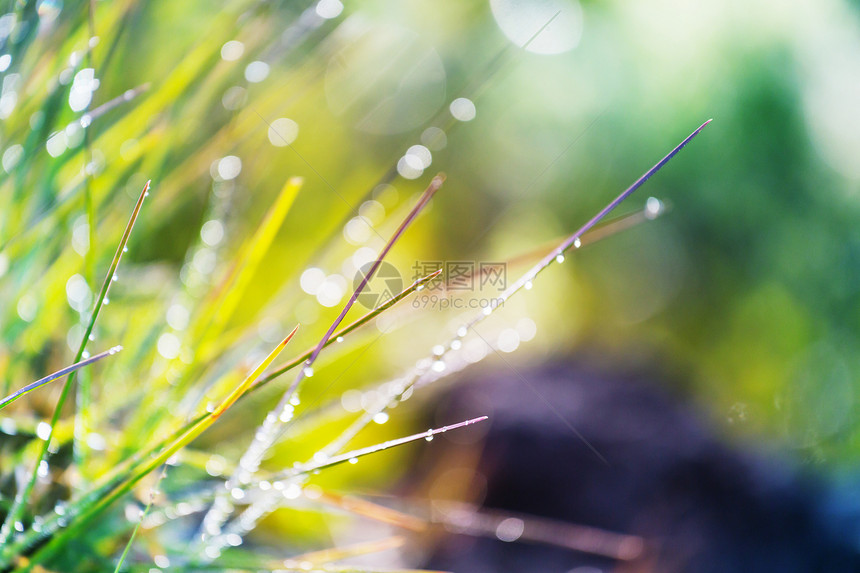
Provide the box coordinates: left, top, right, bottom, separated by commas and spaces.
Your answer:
0, 1, 709, 571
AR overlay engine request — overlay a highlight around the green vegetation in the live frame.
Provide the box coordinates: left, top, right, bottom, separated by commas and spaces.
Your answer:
0, 0, 858, 570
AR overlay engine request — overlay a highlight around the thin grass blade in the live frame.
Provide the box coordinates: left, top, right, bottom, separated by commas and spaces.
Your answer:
314, 121, 710, 460
197, 175, 446, 547
254, 268, 443, 390
0, 180, 151, 545
18, 326, 298, 571
0, 346, 122, 410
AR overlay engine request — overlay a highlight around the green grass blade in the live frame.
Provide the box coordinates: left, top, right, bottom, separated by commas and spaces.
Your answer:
16, 327, 298, 571
0, 180, 151, 545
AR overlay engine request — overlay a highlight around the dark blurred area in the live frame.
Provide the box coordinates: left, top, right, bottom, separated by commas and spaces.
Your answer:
414, 360, 860, 572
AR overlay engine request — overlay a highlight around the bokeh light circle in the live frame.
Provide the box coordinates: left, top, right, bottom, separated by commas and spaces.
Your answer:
489, 0, 583, 55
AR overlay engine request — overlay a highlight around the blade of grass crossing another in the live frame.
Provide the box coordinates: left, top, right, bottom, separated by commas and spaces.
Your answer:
0, 181, 152, 545
196, 174, 445, 549
16, 326, 299, 572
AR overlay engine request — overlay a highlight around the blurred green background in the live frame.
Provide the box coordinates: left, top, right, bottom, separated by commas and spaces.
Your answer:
2, 0, 860, 560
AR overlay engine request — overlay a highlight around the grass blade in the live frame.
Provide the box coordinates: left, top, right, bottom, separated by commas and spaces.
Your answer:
17, 326, 299, 571
195, 177, 304, 354
197, 174, 446, 550
286, 174, 446, 405
317, 121, 711, 458
277, 416, 488, 478
289, 536, 410, 566
203, 417, 487, 555
112, 464, 167, 573
253, 268, 443, 391
0, 346, 122, 410
0, 180, 151, 545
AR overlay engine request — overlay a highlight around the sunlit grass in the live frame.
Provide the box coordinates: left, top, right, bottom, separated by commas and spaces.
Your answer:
0, 1, 709, 571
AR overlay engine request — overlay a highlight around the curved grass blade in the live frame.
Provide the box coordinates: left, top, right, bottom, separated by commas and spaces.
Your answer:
246, 201, 667, 450
0, 180, 152, 545
0, 346, 122, 410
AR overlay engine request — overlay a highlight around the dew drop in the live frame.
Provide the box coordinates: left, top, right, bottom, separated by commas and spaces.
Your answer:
289, 395, 300, 406
555, 254, 565, 263
495, 517, 525, 542
204, 546, 221, 560
303, 366, 314, 378
348, 457, 358, 464
524, 280, 533, 290
645, 196, 663, 219
425, 431, 434, 442
573, 238, 581, 249
283, 483, 302, 499
336, 336, 344, 343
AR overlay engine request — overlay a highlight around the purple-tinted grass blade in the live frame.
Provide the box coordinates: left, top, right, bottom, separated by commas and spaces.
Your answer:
0, 346, 123, 411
